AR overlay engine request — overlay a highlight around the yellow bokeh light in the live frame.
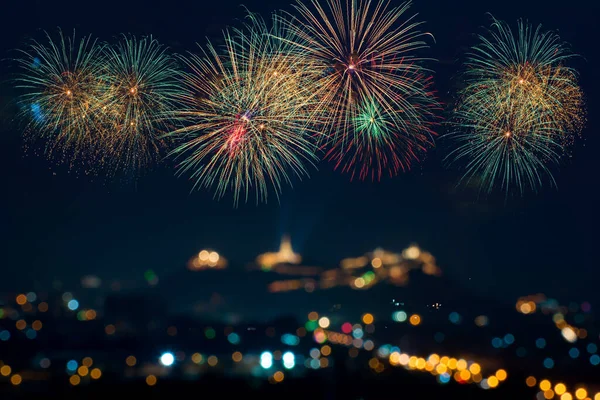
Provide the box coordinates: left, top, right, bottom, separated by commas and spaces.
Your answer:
16, 320, 26, 330
561, 327, 577, 343
526, 376, 537, 387
469, 363, 481, 375
192, 353, 203, 364
544, 390, 555, 399
409, 314, 421, 326
82, 357, 93, 367
199, 250, 209, 261
273, 371, 284, 383
362, 313, 374, 325
368, 358, 379, 369
575, 389, 587, 400
540, 380, 552, 391
398, 353, 409, 366
371, 258, 382, 268
105, 324, 116, 335
11, 374, 22, 385
16, 294, 27, 305
408, 356, 417, 368
488, 376, 499, 388
456, 359, 467, 371
403, 246, 420, 259
207, 355, 218, 366
208, 251, 219, 263
447, 358, 457, 370
561, 393, 573, 400
308, 311, 319, 321
77, 366, 89, 376
459, 370, 471, 381
69, 375, 81, 386
428, 354, 440, 365
1, 365, 11, 376
555, 384, 567, 395
389, 352, 400, 365
435, 364, 447, 374
321, 345, 332, 356
146, 375, 157, 386
232, 352, 243, 362
90, 368, 102, 379
126, 355, 137, 367
416, 358, 426, 370
496, 369, 507, 381
318, 317, 330, 328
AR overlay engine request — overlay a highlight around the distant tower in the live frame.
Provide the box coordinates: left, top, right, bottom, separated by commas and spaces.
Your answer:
278, 235, 301, 264
256, 235, 301, 270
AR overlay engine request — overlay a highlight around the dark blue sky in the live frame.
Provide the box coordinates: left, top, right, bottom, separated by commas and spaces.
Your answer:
0, 0, 597, 306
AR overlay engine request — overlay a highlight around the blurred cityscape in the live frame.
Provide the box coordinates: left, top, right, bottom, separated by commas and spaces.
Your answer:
0, 237, 598, 399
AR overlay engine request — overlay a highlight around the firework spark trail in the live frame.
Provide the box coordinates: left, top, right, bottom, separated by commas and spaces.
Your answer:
279, 0, 438, 180
99, 35, 182, 173
169, 13, 321, 205
446, 17, 585, 193
15, 30, 106, 167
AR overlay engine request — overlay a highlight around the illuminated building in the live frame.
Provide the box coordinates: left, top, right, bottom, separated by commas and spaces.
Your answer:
188, 249, 228, 270
256, 235, 301, 270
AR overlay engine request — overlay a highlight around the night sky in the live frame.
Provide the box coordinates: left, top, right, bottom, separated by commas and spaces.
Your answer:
0, 0, 597, 308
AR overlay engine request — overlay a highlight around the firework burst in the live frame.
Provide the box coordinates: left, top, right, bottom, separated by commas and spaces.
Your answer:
15, 30, 105, 165
446, 17, 585, 193
170, 13, 321, 205
99, 35, 182, 173
279, 0, 438, 180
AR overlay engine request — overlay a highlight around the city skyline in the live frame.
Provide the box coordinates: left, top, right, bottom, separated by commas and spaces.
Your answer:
0, 0, 597, 398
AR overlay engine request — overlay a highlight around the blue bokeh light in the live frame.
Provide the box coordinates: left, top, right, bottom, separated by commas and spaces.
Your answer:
449, 312, 461, 324
587, 343, 597, 354
283, 351, 295, 369
281, 334, 300, 346
260, 351, 273, 369
227, 332, 240, 345
0, 330, 10, 341
569, 348, 580, 358
66, 360, 78, 372
491, 337, 503, 348
67, 299, 79, 311
439, 373, 451, 384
